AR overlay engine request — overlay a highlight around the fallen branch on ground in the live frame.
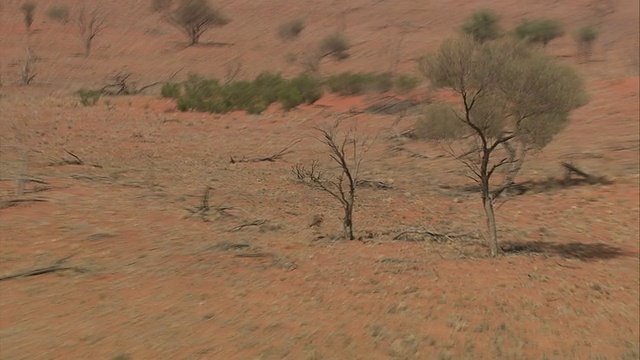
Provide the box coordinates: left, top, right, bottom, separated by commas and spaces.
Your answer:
357, 179, 394, 189
561, 162, 600, 184
392, 229, 473, 242
0, 198, 48, 210
228, 219, 267, 232
0, 254, 86, 281
230, 140, 300, 164
184, 186, 234, 221
50, 150, 101, 168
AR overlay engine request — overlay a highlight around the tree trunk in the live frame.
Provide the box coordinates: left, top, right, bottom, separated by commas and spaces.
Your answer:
343, 203, 354, 240
84, 38, 91, 58
483, 194, 499, 257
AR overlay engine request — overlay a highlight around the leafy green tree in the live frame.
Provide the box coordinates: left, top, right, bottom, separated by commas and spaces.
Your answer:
418, 36, 588, 256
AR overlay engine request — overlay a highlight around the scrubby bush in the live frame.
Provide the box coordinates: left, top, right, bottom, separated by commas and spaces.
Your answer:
514, 18, 564, 47
160, 82, 181, 99
46, 4, 70, 24
278, 73, 323, 110
21, 2, 36, 33
278, 18, 305, 40
77, 89, 101, 106
320, 32, 350, 60
461, 9, 501, 43
394, 74, 421, 92
325, 72, 393, 95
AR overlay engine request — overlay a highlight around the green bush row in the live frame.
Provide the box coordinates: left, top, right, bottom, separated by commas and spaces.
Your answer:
163, 71, 421, 114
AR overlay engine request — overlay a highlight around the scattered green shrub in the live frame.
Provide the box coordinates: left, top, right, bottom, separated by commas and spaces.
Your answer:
46, 4, 70, 24
175, 72, 323, 114
575, 26, 599, 59
77, 89, 101, 106
160, 82, 181, 99
278, 18, 305, 39
461, 9, 501, 43
394, 75, 421, 92
514, 18, 564, 46
320, 32, 350, 60
278, 73, 323, 110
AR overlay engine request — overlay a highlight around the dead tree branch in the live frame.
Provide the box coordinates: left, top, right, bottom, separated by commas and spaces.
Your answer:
230, 140, 300, 164
228, 219, 267, 232
185, 186, 234, 221
392, 229, 474, 242
0, 254, 86, 281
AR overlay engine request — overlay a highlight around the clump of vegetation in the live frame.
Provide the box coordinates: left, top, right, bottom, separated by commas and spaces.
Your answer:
418, 36, 588, 256
394, 74, 421, 92
46, 4, 70, 24
278, 18, 305, 40
325, 72, 420, 95
21, 2, 36, 33
575, 26, 599, 60
320, 32, 350, 60
326, 72, 393, 95
175, 72, 323, 114
160, 82, 181, 99
514, 18, 564, 47
461, 9, 501, 43
152, 0, 229, 46
77, 89, 101, 106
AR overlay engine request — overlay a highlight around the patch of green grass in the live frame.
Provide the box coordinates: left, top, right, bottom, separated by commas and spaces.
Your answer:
77, 89, 101, 106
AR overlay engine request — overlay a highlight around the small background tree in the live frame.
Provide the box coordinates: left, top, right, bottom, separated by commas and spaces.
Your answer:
418, 36, 587, 256
46, 4, 70, 24
293, 120, 371, 240
152, 0, 229, 46
514, 18, 564, 47
575, 26, 599, 61
461, 9, 501, 43
21, 2, 36, 33
76, 7, 106, 58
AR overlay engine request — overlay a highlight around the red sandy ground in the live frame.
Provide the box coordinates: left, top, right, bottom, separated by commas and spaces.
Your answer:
0, 0, 638, 359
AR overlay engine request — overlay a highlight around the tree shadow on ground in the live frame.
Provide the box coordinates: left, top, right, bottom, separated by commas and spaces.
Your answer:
501, 241, 627, 261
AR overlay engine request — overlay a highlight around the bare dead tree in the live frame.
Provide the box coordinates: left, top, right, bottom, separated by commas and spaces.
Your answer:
76, 7, 107, 58
294, 120, 371, 240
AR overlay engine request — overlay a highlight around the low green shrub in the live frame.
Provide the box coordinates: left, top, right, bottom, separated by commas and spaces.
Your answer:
394, 74, 421, 92
320, 32, 350, 60
326, 72, 393, 95
160, 82, 181, 99
514, 18, 564, 46
278, 19, 305, 39
174, 72, 323, 114
77, 89, 101, 106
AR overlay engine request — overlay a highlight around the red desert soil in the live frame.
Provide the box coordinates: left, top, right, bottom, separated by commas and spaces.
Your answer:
1, 0, 638, 359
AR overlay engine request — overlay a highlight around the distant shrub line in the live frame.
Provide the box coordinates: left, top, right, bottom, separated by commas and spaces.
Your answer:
162, 71, 420, 114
